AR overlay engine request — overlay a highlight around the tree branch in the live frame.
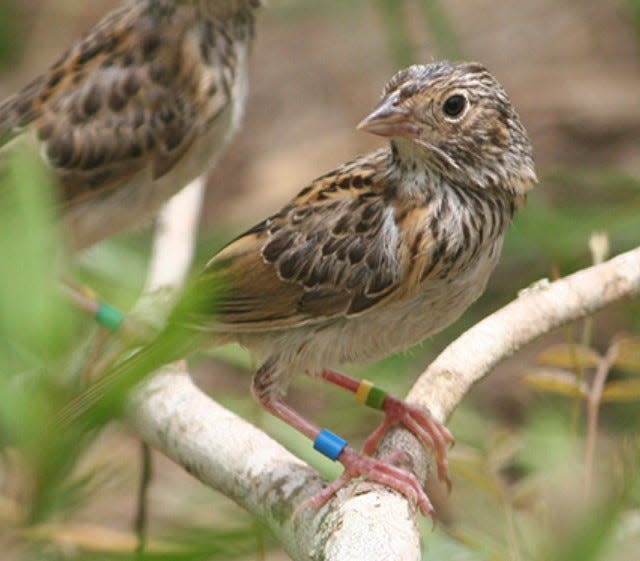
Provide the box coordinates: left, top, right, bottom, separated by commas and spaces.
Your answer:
144, 176, 205, 293
408, 246, 640, 422
126, 182, 640, 561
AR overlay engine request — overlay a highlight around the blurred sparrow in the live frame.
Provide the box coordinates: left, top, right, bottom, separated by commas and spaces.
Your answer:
0, 0, 262, 251
185, 61, 538, 516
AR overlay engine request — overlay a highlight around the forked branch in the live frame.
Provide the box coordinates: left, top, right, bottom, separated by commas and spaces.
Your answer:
128, 187, 640, 561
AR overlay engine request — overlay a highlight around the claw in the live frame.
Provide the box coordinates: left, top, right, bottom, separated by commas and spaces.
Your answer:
295, 446, 435, 518
362, 396, 454, 485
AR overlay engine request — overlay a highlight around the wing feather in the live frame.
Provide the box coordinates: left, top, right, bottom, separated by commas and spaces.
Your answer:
191, 151, 408, 332
0, 3, 233, 206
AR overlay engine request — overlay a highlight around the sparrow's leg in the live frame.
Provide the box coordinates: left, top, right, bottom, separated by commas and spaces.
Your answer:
252, 361, 435, 517
318, 369, 453, 485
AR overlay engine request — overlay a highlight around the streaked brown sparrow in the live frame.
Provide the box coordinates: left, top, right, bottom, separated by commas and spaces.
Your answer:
186, 61, 538, 515
0, 0, 262, 251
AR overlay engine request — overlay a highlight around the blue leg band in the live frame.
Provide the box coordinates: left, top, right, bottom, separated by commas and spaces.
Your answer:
313, 428, 347, 461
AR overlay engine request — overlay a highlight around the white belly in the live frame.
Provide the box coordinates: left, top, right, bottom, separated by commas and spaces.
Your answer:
235, 237, 504, 384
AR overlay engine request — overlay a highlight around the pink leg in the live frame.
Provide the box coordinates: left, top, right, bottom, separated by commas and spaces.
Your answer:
319, 369, 453, 486
252, 363, 435, 517
302, 447, 434, 517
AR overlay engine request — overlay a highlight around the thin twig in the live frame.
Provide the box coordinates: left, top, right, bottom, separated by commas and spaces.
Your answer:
134, 442, 153, 556
551, 265, 585, 432
128, 176, 205, 553
58, 281, 100, 316
584, 342, 619, 493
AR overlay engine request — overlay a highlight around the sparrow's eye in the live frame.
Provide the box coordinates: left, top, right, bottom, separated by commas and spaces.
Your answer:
442, 94, 467, 118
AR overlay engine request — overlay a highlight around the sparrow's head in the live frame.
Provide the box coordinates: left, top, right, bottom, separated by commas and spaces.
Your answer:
358, 62, 537, 194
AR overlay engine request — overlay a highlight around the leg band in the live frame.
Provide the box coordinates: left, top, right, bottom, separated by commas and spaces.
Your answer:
95, 302, 125, 332
313, 429, 347, 461
355, 379, 387, 410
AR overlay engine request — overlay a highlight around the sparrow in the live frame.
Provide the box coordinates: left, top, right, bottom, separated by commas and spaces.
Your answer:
64, 61, 537, 517
0, 0, 262, 252
182, 60, 538, 515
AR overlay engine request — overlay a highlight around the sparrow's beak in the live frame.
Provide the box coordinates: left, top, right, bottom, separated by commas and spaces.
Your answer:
357, 98, 419, 139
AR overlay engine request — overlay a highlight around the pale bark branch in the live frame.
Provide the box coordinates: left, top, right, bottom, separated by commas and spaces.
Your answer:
144, 176, 205, 293
125, 176, 205, 334
407, 246, 640, 422
126, 184, 640, 561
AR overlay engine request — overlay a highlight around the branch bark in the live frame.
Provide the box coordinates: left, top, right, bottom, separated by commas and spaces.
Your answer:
126, 184, 640, 561
144, 176, 205, 293
408, 246, 640, 421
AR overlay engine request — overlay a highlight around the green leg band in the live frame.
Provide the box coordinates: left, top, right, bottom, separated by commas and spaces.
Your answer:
95, 302, 125, 332
365, 385, 387, 410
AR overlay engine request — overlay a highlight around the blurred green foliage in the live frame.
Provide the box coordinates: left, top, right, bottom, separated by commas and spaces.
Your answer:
0, 151, 265, 560
622, 0, 640, 51
374, 0, 463, 67
0, 0, 23, 68
1, 1, 639, 560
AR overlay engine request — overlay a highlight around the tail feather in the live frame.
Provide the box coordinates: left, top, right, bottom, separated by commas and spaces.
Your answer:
0, 95, 20, 148
57, 274, 223, 429
0, 73, 48, 149
57, 323, 205, 430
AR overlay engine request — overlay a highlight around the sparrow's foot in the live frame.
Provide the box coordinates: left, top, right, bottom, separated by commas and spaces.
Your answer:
297, 447, 434, 518
317, 370, 454, 487
362, 396, 453, 487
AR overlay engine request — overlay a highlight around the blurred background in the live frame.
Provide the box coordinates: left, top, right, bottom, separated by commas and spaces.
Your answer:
0, 0, 639, 559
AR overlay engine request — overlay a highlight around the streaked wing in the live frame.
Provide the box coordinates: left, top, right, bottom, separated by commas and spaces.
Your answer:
0, 4, 231, 205
192, 150, 405, 331
0, 96, 23, 147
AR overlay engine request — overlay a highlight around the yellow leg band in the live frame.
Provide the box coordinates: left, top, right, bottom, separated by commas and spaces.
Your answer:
355, 380, 387, 409
355, 379, 374, 405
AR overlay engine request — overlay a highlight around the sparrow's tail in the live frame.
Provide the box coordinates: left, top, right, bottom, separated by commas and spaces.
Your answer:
0, 95, 30, 148
0, 75, 46, 149
0, 94, 20, 148
57, 270, 224, 430
57, 322, 205, 431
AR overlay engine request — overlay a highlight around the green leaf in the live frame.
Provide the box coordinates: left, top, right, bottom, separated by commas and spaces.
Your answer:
0, 147, 74, 362
601, 379, 640, 402
449, 447, 503, 498
546, 496, 623, 561
418, 0, 464, 60
522, 369, 588, 398
614, 337, 640, 374
448, 524, 511, 561
537, 343, 601, 370
487, 429, 522, 471
374, 0, 415, 67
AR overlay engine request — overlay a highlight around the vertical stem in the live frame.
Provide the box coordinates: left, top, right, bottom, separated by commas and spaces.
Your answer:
566, 324, 586, 432
502, 494, 522, 561
418, 0, 464, 59
374, 0, 415, 67
254, 517, 266, 561
585, 343, 618, 493
145, 176, 206, 293
131, 178, 205, 556
551, 266, 585, 432
581, 316, 594, 350
491, 466, 522, 561
622, 0, 640, 54
134, 442, 153, 557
